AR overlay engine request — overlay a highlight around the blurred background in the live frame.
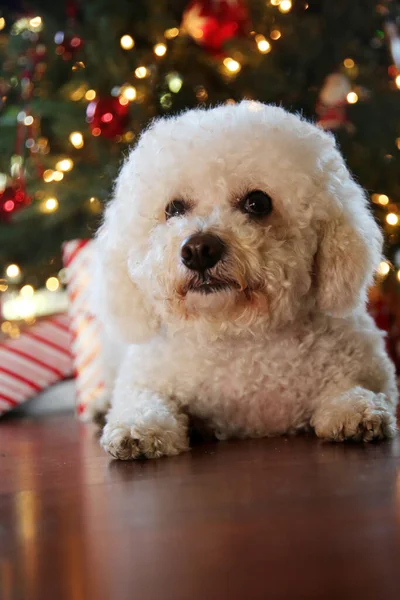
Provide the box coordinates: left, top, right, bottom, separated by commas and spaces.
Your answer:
0, 0, 400, 416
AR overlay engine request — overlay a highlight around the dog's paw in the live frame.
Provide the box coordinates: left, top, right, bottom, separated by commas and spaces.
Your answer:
101, 420, 189, 460
312, 388, 397, 443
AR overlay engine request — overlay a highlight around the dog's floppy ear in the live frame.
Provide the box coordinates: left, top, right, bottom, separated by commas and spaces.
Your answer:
315, 148, 383, 316
94, 208, 160, 344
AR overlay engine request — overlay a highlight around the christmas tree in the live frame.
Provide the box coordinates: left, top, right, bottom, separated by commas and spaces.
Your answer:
1, 0, 400, 295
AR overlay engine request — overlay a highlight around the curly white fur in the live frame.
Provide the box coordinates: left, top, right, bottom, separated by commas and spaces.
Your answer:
95, 101, 398, 460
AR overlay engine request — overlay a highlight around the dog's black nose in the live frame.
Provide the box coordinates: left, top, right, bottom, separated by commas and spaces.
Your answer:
181, 233, 225, 271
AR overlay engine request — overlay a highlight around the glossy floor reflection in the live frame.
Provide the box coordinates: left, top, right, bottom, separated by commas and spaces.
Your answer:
1, 413, 400, 600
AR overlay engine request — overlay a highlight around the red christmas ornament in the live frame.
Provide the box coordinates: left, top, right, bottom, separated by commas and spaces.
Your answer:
181, 0, 248, 54
0, 185, 31, 223
86, 97, 129, 139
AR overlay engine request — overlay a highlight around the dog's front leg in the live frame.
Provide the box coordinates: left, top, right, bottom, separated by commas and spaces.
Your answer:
311, 386, 397, 442
101, 389, 189, 460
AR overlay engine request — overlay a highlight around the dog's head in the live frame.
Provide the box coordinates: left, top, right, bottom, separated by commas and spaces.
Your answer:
96, 102, 382, 342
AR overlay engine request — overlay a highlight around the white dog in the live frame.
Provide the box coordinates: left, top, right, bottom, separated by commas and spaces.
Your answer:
95, 101, 398, 460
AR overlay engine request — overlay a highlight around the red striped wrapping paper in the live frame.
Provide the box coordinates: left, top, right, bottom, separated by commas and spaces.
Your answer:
62, 239, 105, 419
0, 313, 73, 416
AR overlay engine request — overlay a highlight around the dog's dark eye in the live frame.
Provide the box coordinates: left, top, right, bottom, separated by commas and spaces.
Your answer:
165, 200, 187, 220
241, 190, 272, 218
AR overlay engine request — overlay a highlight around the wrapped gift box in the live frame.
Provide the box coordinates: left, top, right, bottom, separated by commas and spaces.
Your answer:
0, 313, 73, 416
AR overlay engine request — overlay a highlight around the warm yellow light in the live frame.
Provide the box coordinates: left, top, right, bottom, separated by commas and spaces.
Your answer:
43, 169, 55, 183
135, 66, 149, 79
121, 85, 137, 101
0, 17, 5, 31
344, 58, 355, 69
167, 74, 183, 93
24, 115, 34, 126
378, 194, 389, 205
279, 0, 292, 13
271, 0, 281, 5
386, 212, 399, 225
56, 158, 73, 172
29, 16, 42, 29
69, 131, 84, 149
395, 75, 400, 90
20, 284, 34, 299
44, 198, 58, 212
256, 36, 271, 54
346, 91, 358, 104
223, 57, 241, 73
6, 264, 20, 279
0, 279, 8, 292
46, 277, 60, 292
1, 321, 11, 333
378, 261, 390, 276
70, 85, 86, 101
120, 35, 135, 50
396, 138, 400, 150
53, 171, 64, 181
124, 131, 135, 142
154, 43, 167, 57
270, 29, 281, 40
164, 27, 179, 39
397, 270, 400, 282
119, 97, 129, 106
85, 89, 96, 101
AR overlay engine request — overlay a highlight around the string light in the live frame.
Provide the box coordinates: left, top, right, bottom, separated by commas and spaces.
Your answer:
397, 270, 400, 282
120, 35, 135, 50
121, 85, 137, 101
1, 321, 11, 333
255, 35, 271, 54
135, 66, 149, 79
6, 264, 20, 279
56, 159, 73, 172
43, 169, 55, 183
223, 57, 241, 74
195, 86, 208, 102
46, 277, 60, 292
164, 27, 179, 39
395, 75, 400, 89
386, 212, 398, 225
53, 171, 64, 181
85, 89, 96, 101
167, 73, 183, 93
378, 194, 389, 205
346, 91, 358, 104
279, 0, 292, 13
378, 261, 390, 276
344, 58, 355, 69
29, 16, 42, 30
396, 138, 400, 150
88, 196, 102, 212
0, 279, 8, 292
124, 131, 135, 142
43, 198, 58, 212
69, 131, 84, 149
271, 0, 281, 5
0, 17, 5, 31
270, 30, 281, 40
154, 43, 167, 57
70, 85, 87, 101
20, 285, 34, 299
24, 115, 34, 126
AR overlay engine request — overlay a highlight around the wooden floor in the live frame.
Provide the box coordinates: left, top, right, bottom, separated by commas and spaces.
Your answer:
1, 413, 400, 600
